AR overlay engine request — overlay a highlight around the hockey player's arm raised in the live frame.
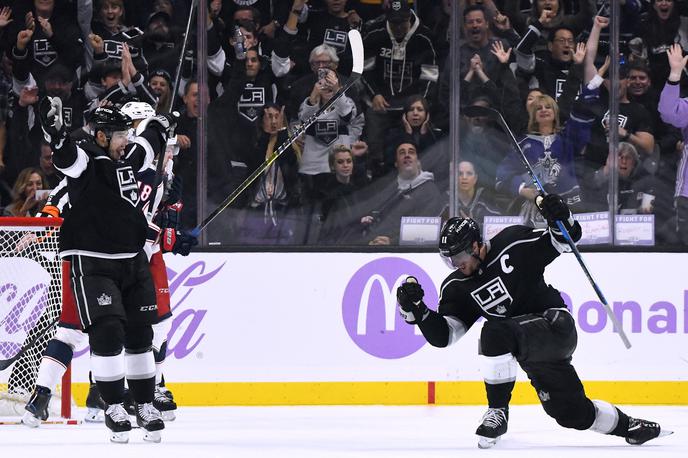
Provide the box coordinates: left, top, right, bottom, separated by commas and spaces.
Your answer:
39, 96, 88, 178
126, 113, 178, 172
536, 193, 582, 250
397, 279, 475, 348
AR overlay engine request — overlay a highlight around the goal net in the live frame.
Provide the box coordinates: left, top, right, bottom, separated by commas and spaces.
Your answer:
0, 217, 71, 419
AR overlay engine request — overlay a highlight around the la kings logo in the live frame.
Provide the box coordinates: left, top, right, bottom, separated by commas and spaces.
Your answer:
116, 166, 140, 206
315, 119, 339, 145
62, 107, 73, 129
601, 111, 628, 130
470, 277, 512, 317
103, 40, 141, 60
324, 29, 348, 54
34, 39, 57, 67
238, 85, 265, 122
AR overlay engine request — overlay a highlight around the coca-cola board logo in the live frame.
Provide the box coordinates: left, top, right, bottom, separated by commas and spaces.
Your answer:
0, 259, 51, 358
72, 259, 226, 359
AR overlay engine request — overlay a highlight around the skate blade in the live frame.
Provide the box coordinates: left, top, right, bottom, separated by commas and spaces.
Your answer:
143, 430, 162, 443
20, 412, 41, 428
109, 431, 129, 444
477, 435, 500, 449
161, 410, 176, 421
659, 429, 674, 438
84, 407, 105, 423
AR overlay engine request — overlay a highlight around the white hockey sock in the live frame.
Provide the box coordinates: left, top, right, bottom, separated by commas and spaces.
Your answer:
91, 351, 125, 382
152, 318, 171, 385
36, 357, 67, 391
125, 350, 156, 381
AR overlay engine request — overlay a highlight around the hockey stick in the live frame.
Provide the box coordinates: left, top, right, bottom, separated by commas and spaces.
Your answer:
144, 0, 198, 223
191, 29, 365, 235
462, 105, 632, 349
0, 311, 62, 371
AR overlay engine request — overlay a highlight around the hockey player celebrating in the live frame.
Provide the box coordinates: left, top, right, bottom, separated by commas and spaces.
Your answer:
396, 194, 672, 449
23, 101, 191, 432
37, 96, 176, 443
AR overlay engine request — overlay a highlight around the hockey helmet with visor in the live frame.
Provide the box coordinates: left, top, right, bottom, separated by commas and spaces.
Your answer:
92, 107, 133, 137
439, 217, 482, 269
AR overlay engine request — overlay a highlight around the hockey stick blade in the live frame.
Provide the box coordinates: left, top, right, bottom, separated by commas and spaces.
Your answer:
0, 315, 61, 371
194, 29, 364, 233
471, 105, 632, 349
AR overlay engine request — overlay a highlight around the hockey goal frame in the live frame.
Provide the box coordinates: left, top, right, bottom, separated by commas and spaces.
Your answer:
0, 217, 72, 421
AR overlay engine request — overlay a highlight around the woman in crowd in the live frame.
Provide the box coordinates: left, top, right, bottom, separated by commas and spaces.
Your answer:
456, 160, 501, 223
496, 93, 593, 224
384, 95, 440, 173
2, 167, 47, 217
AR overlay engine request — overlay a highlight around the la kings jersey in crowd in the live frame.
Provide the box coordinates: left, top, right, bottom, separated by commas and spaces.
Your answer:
51, 129, 163, 258
438, 225, 573, 336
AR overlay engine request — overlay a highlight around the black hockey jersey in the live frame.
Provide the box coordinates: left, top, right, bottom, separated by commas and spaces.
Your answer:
437, 225, 576, 331
361, 13, 438, 105
51, 129, 164, 258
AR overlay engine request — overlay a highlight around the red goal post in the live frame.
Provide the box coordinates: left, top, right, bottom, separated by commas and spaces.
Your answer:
0, 217, 72, 421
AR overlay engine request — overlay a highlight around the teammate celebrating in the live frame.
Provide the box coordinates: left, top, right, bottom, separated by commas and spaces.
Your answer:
37, 96, 176, 443
23, 101, 193, 430
396, 194, 671, 448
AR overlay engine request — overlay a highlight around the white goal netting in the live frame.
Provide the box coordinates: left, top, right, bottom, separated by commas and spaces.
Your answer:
0, 217, 66, 417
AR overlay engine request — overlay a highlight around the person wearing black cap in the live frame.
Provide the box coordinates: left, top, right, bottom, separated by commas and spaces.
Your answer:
360, 0, 439, 177
141, 10, 184, 81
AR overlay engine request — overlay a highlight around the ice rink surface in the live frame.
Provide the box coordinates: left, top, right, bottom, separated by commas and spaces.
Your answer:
0, 405, 684, 458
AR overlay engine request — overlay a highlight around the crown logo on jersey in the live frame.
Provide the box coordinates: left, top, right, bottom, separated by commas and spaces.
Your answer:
97, 293, 112, 306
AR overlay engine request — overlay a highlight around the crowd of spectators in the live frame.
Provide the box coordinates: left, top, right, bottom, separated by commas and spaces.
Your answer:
1, 0, 687, 247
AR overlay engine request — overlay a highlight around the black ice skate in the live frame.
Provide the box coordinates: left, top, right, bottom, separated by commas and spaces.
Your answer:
157, 383, 175, 402
85, 381, 108, 422
476, 407, 508, 448
159, 376, 174, 401
21, 385, 51, 428
153, 385, 177, 421
104, 403, 132, 443
135, 402, 165, 443
625, 417, 673, 445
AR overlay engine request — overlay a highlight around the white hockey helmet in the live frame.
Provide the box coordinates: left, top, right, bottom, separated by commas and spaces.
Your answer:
120, 101, 156, 121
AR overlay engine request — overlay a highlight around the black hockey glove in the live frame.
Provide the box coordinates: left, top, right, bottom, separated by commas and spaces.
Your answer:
536, 194, 574, 229
161, 228, 198, 256
39, 96, 67, 144
397, 277, 429, 324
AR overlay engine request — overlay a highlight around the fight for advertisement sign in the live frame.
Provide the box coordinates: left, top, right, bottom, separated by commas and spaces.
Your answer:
341, 257, 437, 359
